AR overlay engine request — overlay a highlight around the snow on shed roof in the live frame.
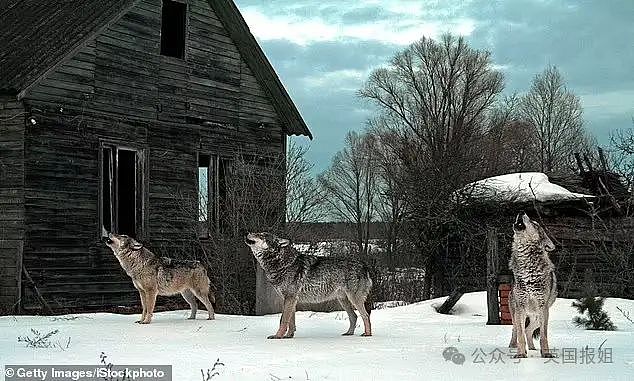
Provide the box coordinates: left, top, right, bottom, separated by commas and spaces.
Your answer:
458, 172, 595, 204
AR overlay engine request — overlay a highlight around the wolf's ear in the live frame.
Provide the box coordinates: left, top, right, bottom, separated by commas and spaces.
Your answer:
130, 240, 144, 251
538, 226, 556, 252
278, 238, 290, 248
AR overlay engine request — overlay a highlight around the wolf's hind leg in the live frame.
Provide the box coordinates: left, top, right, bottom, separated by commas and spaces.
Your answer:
181, 289, 198, 319
338, 295, 357, 336
192, 286, 215, 320
347, 292, 371, 337
525, 316, 539, 350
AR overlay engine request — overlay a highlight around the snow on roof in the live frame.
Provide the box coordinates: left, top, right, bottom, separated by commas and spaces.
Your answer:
458, 172, 594, 204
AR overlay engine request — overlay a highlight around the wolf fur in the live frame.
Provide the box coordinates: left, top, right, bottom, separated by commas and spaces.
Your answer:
508, 213, 557, 358
103, 232, 215, 324
245, 232, 373, 339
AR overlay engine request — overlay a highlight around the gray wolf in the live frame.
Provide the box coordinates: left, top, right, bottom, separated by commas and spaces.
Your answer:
508, 212, 557, 358
103, 232, 215, 324
245, 232, 373, 339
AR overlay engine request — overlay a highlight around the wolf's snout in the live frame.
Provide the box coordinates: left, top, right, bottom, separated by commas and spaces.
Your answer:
245, 233, 256, 245
514, 212, 526, 231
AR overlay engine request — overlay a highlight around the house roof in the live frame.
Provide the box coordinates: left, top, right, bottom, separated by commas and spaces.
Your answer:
0, 0, 136, 95
0, 0, 312, 139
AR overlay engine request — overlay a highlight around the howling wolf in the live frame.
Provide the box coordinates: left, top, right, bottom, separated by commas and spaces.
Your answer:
103, 232, 215, 324
508, 212, 557, 358
245, 232, 373, 339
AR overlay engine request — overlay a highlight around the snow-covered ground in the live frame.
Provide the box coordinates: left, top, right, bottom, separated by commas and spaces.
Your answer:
1, 292, 633, 380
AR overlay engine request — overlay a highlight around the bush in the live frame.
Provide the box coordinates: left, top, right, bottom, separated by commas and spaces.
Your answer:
572, 296, 617, 331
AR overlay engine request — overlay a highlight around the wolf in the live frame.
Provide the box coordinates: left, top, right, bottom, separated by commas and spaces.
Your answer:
103, 232, 215, 324
245, 232, 373, 339
508, 212, 557, 358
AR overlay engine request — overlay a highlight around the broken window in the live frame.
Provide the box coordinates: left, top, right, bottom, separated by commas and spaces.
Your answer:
101, 145, 144, 238
198, 154, 211, 238
197, 154, 233, 237
218, 158, 233, 234
160, 0, 187, 59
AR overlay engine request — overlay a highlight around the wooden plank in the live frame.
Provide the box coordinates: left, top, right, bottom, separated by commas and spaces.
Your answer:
487, 228, 500, 325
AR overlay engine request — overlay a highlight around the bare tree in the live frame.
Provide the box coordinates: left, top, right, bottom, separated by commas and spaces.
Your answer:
358, 34, 505, 299
609, 119, 634, 214
318, 131, 378, 256
482, 94, 540, 175
359, 34, 504, 185
520, 66, 591, 173
285, 141, 326, 228
366, 118, 408, 268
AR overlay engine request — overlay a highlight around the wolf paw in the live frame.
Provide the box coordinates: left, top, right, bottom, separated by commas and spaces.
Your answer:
513, 353, 527, 359
360, 333, 372, 337
267, 335, 284, 339
207, 316, 215, 320
542, 352, 555, 358
139, 320, 151, 324
341, 332, 354, 336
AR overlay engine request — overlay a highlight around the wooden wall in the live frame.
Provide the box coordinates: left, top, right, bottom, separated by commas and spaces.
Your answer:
0, 98, 25, 311
16, 0, 286, 312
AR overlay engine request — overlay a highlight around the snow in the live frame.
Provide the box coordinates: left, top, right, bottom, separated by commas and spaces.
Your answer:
458, 172, 594, 203
293, 240, 385, 256
1, 292, 633, 380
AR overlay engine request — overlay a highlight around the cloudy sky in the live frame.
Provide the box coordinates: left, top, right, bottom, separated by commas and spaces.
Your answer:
234, 0, 634, 173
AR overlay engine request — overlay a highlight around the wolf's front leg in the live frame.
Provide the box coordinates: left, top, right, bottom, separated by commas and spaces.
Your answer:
540, 308, 554, 358
136, 290, 147, 324
284, 310, 296, 338
512, 310, 527, 358
140, 289, 157, 324
268, 297, 297, 339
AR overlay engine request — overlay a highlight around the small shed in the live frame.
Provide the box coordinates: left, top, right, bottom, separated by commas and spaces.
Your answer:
445, 171, 633, 324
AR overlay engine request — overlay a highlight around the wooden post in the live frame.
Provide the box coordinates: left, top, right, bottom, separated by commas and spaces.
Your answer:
22, 266, 54, 315
486, 228, 500, 325
436, 287, 465, 315
15, 240, 24, 314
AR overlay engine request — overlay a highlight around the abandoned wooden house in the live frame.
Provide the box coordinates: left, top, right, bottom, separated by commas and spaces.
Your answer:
0, 0, 311, 314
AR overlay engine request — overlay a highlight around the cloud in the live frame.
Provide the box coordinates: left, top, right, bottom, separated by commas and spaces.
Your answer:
302, 69, 371, 91
240, 1, 477, 46
581, 90, 634, 119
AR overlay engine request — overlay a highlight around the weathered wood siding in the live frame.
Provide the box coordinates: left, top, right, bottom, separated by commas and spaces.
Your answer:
0, 98, 25, 311
19, 0, 286, 311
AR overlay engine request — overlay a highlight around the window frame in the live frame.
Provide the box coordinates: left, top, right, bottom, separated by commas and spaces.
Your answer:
99, 140, 147, 240
159, 0, 189, 60
197, 153, 234, 238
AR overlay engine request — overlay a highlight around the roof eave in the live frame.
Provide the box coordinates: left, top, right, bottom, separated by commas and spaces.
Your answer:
207, 0, 313, 140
